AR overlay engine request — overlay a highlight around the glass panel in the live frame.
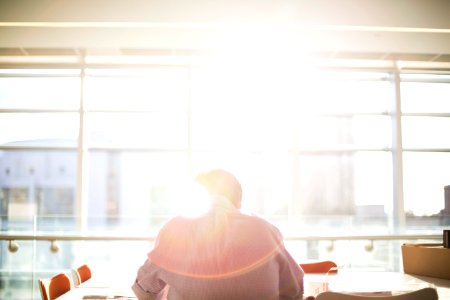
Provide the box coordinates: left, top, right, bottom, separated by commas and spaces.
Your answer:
84, 68, 189, 111
190, 151, 293, 226
295, 153, 354, 216
403, 152, 450, 216
0, 113, 79, 147
191, 114, 391, 151
190, 109, 274, 150
0, 70, 80, 110
401, 81, 450, 113
307, 75, 392, 114
402, 116, 450, 148
353, 152, 393, 213
0, 236, 444, 300
0, 150, 77, 232
189, 151, 392, 235
191, 68, 391, 116
294, 115, 391, 149
294, 152, 392, 217
0, 240, 36, 300
67, 239, 152, 285
401, 74, 450, 82
87, 151, 188, 235
191, 69, 391, 150
85, 112, 188, 149
0, 238, 154, 300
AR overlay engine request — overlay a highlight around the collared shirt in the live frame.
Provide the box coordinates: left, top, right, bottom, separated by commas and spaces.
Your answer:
132, 198, 304, 300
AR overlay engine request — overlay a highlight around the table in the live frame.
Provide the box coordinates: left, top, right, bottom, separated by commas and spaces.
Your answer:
55, 287, 135, 299
55, 280, 136, 300
304, 270, 450, 300
56, 271, 450, 299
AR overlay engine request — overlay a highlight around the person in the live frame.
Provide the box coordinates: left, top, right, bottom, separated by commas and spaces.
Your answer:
132, 169, 304, 300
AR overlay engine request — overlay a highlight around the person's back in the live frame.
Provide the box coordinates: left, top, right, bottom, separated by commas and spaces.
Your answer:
132, 169, 304, 300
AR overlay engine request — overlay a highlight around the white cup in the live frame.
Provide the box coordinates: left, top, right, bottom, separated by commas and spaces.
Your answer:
306, 281, 329, 297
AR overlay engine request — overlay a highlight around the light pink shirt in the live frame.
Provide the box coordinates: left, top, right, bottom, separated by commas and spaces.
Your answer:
133, 200, 304, 300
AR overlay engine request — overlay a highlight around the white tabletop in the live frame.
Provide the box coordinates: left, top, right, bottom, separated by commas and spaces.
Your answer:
55, 282, 135, 300
55, 271, 450, 299
304, 271, 450, 299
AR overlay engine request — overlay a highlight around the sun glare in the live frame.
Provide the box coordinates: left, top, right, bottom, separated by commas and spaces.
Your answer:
172, 181, 211, 218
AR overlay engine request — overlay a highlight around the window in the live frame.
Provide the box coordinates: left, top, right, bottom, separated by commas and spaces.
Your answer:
1, 65, 449, 229
0, 69, 80, 110
0, 69, 80, 233
401, 74, 450, 216
0, 60, 449, 283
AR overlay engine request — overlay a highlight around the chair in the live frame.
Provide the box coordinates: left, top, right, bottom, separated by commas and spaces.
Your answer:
315, 287, 438, 300
38, 273, 72, 300
71, 264, 92, 286
300, 260, 338, 274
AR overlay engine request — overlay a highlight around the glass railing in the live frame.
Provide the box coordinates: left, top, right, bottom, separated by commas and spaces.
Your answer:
0, 215, 447, 300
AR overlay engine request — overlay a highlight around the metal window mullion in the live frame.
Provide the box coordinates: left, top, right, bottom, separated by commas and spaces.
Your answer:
392, 63, 405, 233
76, 53, 88, 232
187, 65, 193, 176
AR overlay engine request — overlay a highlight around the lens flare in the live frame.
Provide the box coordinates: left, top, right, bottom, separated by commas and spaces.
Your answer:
173, 182, 211, 218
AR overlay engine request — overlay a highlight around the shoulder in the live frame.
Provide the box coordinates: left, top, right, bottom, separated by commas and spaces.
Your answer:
153, 216, 197, 248
159, 215, 195, 233
240, 212, 278, 226
236, 212, 283, 237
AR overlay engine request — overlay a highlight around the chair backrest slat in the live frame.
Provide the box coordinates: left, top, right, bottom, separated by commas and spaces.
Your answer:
38, 273, 71, 300
72, 264, 92, 286
300, 260, 338, 274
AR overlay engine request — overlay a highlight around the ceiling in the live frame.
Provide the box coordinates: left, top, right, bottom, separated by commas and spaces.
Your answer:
0, 0, 449, 65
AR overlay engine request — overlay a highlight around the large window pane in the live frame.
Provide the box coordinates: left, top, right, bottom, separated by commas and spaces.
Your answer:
0, 113, 79, 147
0, 150, 77, 232
295, 154, 355, 216
401, 77, 450, 113
190, 109, 278, 150
191, 69, 392, 151
191, 112, 391, 151
354, 151, 393, 209
191, 68, 391, 115
402, 116, 450, 148
0, 240, 36, 300
294, 115, 391, 149
87, 151, 188, 234
2, 63, 449, 300
0, 70, 80, 110
190, 151, 293, 226
403, 152, 450, 216
84, 68, 189, 111
294, 152, 392, 215
307, 73, 392, 114
85, 112, 188, 149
